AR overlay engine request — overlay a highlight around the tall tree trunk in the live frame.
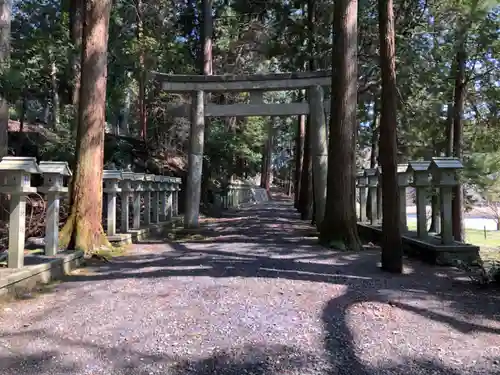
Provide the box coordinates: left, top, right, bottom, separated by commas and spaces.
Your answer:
69, 0, 83, 107
319, 0, 361, 250
50, 59, 60, 129
0, 0, 10, 159
452, 46, 466, 242
263, 118, 273, 191
294, 112, 305, 208
299, 116, 313, 220
260, 146, 267, 188
59, 0, 112, 253
298, 0, 315, 219
367, 99, 379, 221
136, 0, 147, 140
200, 0, 213, 204
19, 94, 26, 133
378, 0, 402, 272
201, 0, 213, 76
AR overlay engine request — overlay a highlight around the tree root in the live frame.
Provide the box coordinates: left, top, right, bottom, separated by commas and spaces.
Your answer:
59, 212, 113, 255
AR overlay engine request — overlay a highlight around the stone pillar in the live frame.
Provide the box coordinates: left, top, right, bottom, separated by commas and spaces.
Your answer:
103, 170, 123, 237
356, 170, 368, 222
143, 174, 155, 226
309, 85, 328, 228
159, 176, 168, 221
173, 178, 181, 216
185, 90, 205, 228
0, 157, 40, 268
120, 172, 135, 233
397, 164, 411, 232
151, 176, 161, 224
38, 161, 72, 256
429, 157, 464, 245
131, 173, 144, 229
408, 161, 431, 239
365, 168, 379, 225
166, 181, 174, 220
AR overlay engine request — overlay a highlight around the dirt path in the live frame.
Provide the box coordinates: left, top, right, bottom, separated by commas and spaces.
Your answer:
0, 197, 499, 374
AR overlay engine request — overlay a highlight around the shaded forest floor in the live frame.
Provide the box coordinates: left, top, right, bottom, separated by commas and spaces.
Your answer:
0, 194, 499, 374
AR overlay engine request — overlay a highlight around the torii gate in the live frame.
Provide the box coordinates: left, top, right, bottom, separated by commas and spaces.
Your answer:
151, 70, 332, 228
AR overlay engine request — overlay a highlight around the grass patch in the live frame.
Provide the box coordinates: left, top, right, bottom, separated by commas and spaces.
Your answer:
406, 222, 500, 248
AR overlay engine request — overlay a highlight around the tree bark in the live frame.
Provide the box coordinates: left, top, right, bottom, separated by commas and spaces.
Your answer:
452, 46, 466, 242
136, 0, 147, 140
378, 0, 402, 272
367, 99, 379, 221
0, 0, 10, 159
50, 59, 60, 129
294, 112, 305, 208
309, 85, 328, 229
69, 0, 83, 106
299, 116, 313, 220
199, 0, 213, 204
59, 0, 112, 253
319, 0, 361, 250
298, 0, 315, 219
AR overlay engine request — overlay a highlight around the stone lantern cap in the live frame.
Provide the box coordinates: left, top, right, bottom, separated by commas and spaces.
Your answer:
356, 169, 368, 186
397, 163, 411, 187
407, 160, 430, 172
39, 161, 72, 176
364, 168, 379, 187
38, 161, 72, 194
103, 170, 122, 193
128, 173, 145, 191
173, 177, 182, 190
429, 157, 463, 186
397, 163, 409, 173
144, 174, 156, 191
0, 157, 40, 195
103, 170, 123, 180
121, 171, 136, 181
407, 160, 431, 187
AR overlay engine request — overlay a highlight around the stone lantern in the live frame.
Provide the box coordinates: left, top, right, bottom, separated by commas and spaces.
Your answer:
38, 161, 72, 256
364, 168, 379, 225
172, 177, 181, 216
0, 157, 40, 268
103, 170, 122, 237
356, 170, 368, 222
407, 160, 430, 239
165, 177, 175, 220
131, 173, 145, 229
158, 176, 168, 221
120, 171, 135, 233
429, 157, 463, 245
151, 175, 163, 224
143, 174, 156, 225
397, 163, 411, 232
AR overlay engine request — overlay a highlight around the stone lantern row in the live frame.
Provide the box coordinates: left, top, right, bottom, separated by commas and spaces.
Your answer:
103, 170, 181, 238
356, 157, 463, 245
0, 157, 182, 269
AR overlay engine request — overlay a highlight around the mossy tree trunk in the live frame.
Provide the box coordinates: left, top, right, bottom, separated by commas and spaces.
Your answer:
319, 0, 362, 251
60, 0, 112, 253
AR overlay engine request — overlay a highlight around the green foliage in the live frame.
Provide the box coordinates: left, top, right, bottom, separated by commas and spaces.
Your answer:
2, 0, 499, 190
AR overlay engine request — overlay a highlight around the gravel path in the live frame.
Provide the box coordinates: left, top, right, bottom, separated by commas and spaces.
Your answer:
0, 197, 499, 375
